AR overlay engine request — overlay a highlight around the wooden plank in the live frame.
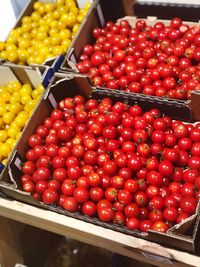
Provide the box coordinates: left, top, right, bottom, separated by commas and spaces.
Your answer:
0, 198, 199, 267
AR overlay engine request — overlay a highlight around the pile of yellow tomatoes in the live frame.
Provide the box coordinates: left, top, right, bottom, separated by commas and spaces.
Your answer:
0, 81, 44, 164
0, 0, 91, 65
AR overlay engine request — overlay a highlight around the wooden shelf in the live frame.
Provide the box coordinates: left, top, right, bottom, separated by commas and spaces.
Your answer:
0, 197, 199, 267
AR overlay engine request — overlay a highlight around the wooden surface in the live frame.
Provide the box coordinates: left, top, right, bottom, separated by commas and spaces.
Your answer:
0, 198, 199, 267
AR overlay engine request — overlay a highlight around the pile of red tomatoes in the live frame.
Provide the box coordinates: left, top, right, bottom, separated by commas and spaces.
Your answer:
20, 95, 200, 233
76, 18, 200, 100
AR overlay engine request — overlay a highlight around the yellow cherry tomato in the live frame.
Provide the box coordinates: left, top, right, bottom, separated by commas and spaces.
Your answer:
39, 46, 50, 57
19, 84, 32, 96
32, 54, 45, 64
44, 2, 55, 13
20, 95, 32, 105
73, 23, 80, 34
5, 43, 17, 52
7, 51, 18, 63
38, 5, 46, 15
61, 39, 71, 50
77, 14, 85, 24
21, 23, 32, 33
31, 21, 38, 29
9, 103, 23, 114
49, 28, 59, 37
70, 7, 79, 16
53, 9, 62, 19
18, 37, 30, 49
66, 0, 76, 10
1, 92, 10, 103
59, 29, 71, 40
0, 51, 7, 60
0, 143, 11, 158
50, 35, 61, 46
0, 41, 5, 51
3, 112, 15, 124
18, 48, 29, 62
52, 45, 64, 56
14, 116, 27, 129
7, 81, 21, 93
58, 20, 67, 30
31, 11, 41, 21
31, 28, 38, 39
25, 99, 37, 111
10, 92, 21, 103
49, 20, 58, 29
6, 35, 18, 45
36, 31, 48, 41
6, 138, 16, 149
43, 37, 52, 47
84, 2, 92, 10
37, 84, 44, 94
18, 111, 28, 119
22, 16, 32, 24
32, 89, 40, 99
8, 125, 20, 138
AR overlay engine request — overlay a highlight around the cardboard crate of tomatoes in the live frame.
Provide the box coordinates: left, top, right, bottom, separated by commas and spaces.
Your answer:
1, 72, 200, 254
0, 0, 92, 70
58, 0, 200, 121
0, 63, 53, 172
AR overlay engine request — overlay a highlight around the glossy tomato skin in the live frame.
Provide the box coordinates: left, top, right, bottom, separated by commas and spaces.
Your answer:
82, 201, 97, 217
124, 203, 140, 218
179, 197, 197, 214
163, 207, 178, 222
98, 207, 115, 222
63, 197, 78, 212
74, 188, 89, 203
139, 220, 152, 232
42, 189, 58, 204
147, 171, 163, 186
126, 218, 140, 230
118, 189, 132, 205
61, 180, 75, 196
151, 221, 169, 232
23, 181, 35, 193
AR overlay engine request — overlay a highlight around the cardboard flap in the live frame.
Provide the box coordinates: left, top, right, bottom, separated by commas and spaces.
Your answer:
0, 66, 18, 85
8, 151, 25, 189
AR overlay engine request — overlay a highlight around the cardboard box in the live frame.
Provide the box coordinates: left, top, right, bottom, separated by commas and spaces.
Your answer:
1, 0, 94, 70
58, 4, 200, 121
0, 73, 200, 254
0, 63, 53, 174
133, 0, 200, 22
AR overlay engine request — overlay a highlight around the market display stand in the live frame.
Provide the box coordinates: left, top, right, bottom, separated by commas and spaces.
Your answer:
0, 197, 199, 267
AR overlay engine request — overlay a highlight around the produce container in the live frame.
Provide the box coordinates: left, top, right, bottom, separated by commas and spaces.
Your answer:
0, 73, 200, 254
0, 0, 93, 70
133, 0, 200, 22
0, 63, 52, 169
58, 1, 200, 121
